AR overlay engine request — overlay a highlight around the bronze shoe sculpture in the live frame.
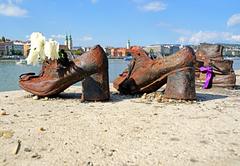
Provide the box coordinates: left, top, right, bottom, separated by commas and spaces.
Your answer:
195, 43, 236, 88
19, 45, 110, 101
113, 47, 196, 100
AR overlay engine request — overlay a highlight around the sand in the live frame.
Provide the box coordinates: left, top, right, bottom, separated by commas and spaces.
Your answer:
0, 71, 240, 166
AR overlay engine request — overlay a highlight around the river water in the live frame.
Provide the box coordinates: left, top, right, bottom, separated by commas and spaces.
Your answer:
0, 59, 129, 92
1, 58, 240, 92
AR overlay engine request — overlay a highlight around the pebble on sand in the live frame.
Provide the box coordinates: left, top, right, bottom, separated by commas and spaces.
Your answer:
39, 127, 46, 132
0, 130, 14, 139
33, 96, 39, 100
0, 111, 7, 116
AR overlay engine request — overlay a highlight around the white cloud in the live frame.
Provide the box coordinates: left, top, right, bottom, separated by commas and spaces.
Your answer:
139, 1, 166, 12
51, 34, 65, 40
227, 13, 240, 27
178, 31, 240, 44
231, 34, 240, 41
181, 31, 219, 44
80, 36, 93, 41
0, 3, 27, 17
156, 22, 192, 35
172, 28, 192, 35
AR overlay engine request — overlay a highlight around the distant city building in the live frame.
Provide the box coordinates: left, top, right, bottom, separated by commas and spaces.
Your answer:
104, 47, 114, 56
2, 35, 240, 60
23, 41, 31, 57
111, 48, 129, 57
64, 34, 73, 50
0, 41, 13, 56
13, 40, 24, 55
73, 46, 113, 56
143, 44, 180, 58
0, 42, 6, 56
0, 39, 31, 57
110, 40, 141, 57
222, 44, 240, 56
81, 47, 91, 52
59, 45, 69, 51
143, 45, 161, 58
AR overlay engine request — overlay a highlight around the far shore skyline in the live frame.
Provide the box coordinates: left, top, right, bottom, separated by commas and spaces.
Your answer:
1, 35, 240, 49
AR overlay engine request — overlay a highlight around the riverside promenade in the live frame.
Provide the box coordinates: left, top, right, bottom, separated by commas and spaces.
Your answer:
0, 71, 240, 166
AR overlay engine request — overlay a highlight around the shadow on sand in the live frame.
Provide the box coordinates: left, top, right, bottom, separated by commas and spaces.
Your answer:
55, 92, 137, 103
196, 93, 228, 102
56, 91, 228, 103
56, 92, 82, 99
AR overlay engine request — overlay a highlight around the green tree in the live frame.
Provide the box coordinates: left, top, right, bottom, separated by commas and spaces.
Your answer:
72, 49, 83, 56
11, 49, 15, 55
1, 36, 6, 42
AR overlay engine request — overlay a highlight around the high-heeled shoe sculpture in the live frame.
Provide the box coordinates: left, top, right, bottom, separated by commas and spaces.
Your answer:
19, 45, 110, 101
113, 47, 196, 100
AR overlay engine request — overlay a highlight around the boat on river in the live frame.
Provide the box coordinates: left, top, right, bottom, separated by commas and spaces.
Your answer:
123, 56, 133, 61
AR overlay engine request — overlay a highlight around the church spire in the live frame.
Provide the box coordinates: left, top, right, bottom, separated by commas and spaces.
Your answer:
68, 34, 72, 50
65, 34, 69, 48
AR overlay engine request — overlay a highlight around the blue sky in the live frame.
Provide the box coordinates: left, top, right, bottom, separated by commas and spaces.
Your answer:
0, 0, 240, 47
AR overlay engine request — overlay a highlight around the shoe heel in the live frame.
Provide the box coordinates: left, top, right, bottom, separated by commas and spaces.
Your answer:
164, 67, 196, 100
82, 60, 110, 102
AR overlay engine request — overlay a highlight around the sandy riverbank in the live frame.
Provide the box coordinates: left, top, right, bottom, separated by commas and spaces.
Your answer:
0, 71, 240, 166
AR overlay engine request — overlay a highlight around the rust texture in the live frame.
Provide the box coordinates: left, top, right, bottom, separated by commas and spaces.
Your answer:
113, 47, 196, 100
195, 43, 236, 88
19, 45, 110, 101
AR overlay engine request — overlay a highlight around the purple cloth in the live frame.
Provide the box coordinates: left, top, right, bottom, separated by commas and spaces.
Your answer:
199, 66, 213, 89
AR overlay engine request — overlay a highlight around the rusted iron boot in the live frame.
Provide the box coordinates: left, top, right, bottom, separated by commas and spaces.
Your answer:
195, 43, 236, 88
196, 59, 236, 88
19, 45, 110, 101
196, 43, 223, 62
113, 47, 196, 100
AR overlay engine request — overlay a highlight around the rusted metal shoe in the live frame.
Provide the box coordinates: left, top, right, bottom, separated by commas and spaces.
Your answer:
195, 43, 236, 88
196, 43, 224, 62
196, 59, 236, 88
113, 47, 196, 100
19, 45, 110, 101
